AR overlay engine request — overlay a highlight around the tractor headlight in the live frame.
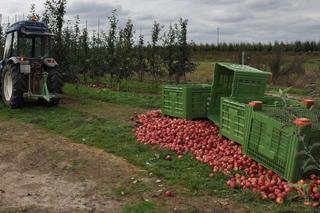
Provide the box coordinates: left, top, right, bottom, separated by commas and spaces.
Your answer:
20, 64, 31, 74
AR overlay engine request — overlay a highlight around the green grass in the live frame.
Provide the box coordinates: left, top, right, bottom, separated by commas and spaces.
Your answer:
0, 102, 311, 213
122, 201, 156, 213
63, 83, 161, 109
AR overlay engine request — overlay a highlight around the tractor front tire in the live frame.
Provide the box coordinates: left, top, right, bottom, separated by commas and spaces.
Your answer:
47, 67, 64, 106
1, 64, 26, 108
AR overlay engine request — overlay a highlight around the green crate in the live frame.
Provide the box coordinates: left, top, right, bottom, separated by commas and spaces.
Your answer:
220, 96, 303, 145
162, 84, 211, 120
244, 107, 320, 182
208, 63, 271, 124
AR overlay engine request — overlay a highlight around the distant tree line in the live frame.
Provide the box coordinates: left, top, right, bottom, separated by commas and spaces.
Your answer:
192, 41, 320, 52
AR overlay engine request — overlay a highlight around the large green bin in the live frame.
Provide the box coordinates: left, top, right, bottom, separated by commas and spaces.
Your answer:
244, 107, 320, 182
220, 96, 303, 145
207, 63, 271, 125
162, 84, 211, 120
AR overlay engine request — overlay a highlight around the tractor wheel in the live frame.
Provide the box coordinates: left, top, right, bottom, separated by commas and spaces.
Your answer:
1, 64, 26, 108
47, 67, 64, 106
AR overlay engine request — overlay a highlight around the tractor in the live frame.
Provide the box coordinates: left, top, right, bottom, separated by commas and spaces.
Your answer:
0, 19, 63, 107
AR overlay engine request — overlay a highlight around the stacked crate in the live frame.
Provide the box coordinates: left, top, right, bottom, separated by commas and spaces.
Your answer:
162, 84, 211, 120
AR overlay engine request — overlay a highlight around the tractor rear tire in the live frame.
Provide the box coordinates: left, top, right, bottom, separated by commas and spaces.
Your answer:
1, 64, 26, 108
47, 67, 64, 106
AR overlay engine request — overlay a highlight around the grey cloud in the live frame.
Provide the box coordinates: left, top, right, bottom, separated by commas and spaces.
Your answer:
1, 0, 320, 43
65, 0, 129, 28
135, 15, 155, 22
245, 0, 293, 11
67, 1, 128, 16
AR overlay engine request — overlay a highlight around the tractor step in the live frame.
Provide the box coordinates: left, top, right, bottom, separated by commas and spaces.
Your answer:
23, 92, 59, 102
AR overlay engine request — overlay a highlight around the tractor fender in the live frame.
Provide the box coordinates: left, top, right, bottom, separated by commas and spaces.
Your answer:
6, 58, 31, 74
43, 58, 58, 68
7, 57, 21, 65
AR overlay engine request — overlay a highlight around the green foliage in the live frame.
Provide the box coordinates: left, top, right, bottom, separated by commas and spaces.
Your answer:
89, 30, 105, 82
148, 21, 164, 81
135, 33, 147, 82
79, 22, 90, 82
70, 15, 81, 79
42, 0, 67, 40
163, 19, 197, 83
107, 9, 119, 85
115, 18, 135, 86
175, 18, 196, 83
61, 21, 72, 80
163, 24, 178, 81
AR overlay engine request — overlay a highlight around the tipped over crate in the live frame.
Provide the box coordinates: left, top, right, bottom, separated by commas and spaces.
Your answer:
162, 84, 211, 120
207, 63, 271, 125
244, 107, 320, 182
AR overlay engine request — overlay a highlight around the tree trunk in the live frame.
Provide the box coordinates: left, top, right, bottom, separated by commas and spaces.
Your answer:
117, 81, 120, 91
175, 74, 180, 84
139, 69, 144, 82
96, 75, 100, 85
110, 73, 114, 88
83, 72, 87, 83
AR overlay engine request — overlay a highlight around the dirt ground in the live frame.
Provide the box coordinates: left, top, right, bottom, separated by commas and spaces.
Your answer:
0, 118, 248, 213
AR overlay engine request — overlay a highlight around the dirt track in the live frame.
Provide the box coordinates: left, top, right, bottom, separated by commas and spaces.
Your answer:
0, 117, 247, 213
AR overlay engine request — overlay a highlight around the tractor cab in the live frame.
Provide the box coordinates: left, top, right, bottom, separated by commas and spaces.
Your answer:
0, 18, 63, 107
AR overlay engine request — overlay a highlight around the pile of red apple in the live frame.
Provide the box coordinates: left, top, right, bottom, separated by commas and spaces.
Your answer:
135, 110, 320, 206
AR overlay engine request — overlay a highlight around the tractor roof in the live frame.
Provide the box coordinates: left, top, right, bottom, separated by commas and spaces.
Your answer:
6, 20, 50, 34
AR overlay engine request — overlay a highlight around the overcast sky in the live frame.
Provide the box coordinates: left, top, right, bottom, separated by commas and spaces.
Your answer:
1, 0, 320, 44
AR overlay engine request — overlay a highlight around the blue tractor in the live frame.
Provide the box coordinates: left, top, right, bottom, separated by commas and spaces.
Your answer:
0, 19, 63, 107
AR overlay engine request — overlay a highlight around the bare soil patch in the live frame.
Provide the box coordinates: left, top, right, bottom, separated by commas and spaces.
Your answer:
0, 118, 247, 212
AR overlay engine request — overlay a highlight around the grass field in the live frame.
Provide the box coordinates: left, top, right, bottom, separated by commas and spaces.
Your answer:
0, 83, 313, 212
